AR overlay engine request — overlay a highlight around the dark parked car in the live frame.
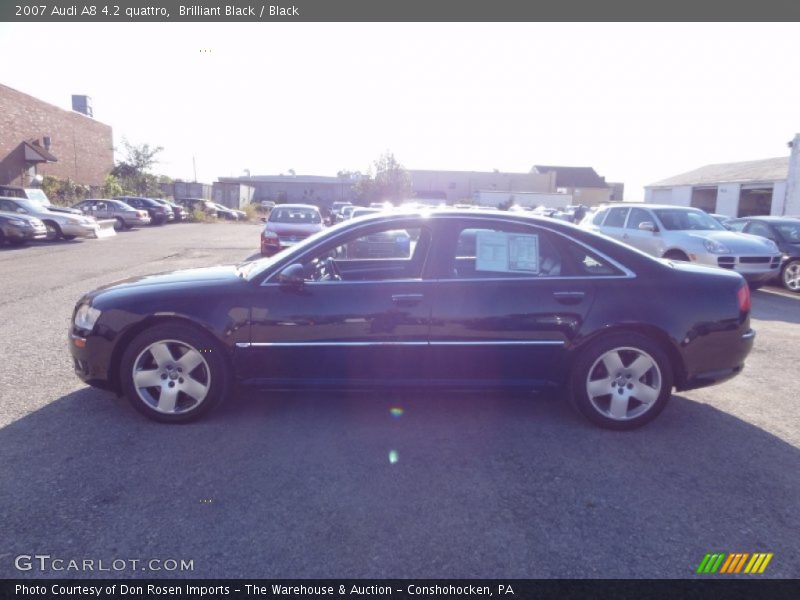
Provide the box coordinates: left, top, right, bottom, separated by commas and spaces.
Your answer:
69, 210, 754, 429
0, 211, 47, 245
115, 196, 171, 225
161, 200, 190, 222
177, 198, 218, 219
260, 204, 325, 255
146, 198, 176, 222
213, 202, 246, 221
727, 216, 800, 292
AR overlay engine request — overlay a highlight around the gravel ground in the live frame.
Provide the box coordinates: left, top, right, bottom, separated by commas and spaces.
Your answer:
0, 223, 798, 579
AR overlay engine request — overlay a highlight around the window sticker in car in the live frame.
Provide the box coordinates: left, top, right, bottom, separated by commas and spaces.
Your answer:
475, 231, 540, 274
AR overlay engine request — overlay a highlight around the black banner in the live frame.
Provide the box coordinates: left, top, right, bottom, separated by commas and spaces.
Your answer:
2, 580, 800, 600
3, 0, 800, 22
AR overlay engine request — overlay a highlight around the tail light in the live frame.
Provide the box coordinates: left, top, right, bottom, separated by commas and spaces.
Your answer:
737, 281, 751, 313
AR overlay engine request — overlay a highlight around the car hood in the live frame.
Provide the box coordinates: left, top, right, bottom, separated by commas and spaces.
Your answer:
89, 265, 241, 297
684, 231, 778, 253
264, 222, 323, 235
0, 211, 43, 225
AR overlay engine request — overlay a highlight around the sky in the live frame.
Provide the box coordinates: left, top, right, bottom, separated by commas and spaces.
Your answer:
1, 22, 799, 199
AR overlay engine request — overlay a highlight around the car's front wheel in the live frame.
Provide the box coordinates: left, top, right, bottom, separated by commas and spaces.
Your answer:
569, 333, 673, 430
120, 324, 230, 423
781, 259, 800, 292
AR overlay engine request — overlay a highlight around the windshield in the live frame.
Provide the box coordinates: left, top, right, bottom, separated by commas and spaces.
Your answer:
24, 189, 50, 204
239, 217, 354, 281
653, 209, 725, 231
268, 207, 321, 224
776, 222, 800, 242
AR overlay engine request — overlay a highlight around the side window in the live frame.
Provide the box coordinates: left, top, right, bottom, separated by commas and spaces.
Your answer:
746, 222, 775, 240
591, 209, 607, 225
449, 224, 562, 278
626, 208, 653, 230
727, 220, 747, 232
299, 225, 429, 282
604, 207, 629, 228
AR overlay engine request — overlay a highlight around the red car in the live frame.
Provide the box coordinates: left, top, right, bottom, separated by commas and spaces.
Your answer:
260, 204, 325, 256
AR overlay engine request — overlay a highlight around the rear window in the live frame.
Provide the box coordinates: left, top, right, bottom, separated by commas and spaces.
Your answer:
604, 207, 629, 227
269, 208, 321, 224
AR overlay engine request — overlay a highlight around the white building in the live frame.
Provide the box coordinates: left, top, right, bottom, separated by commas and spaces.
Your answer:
644, 134, 800, 217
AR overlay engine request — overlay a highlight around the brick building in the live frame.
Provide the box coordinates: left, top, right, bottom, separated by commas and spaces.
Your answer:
0, 83, 113, 188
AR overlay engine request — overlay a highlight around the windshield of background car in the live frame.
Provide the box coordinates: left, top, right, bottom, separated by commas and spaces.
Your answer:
776, 222, 800, 242
654, 209, 725, 231
268, 208, 321, 224
352, 209, 380, 218
24, 189, 49, 204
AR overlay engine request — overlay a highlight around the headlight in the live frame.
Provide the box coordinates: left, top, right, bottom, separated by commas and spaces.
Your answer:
74, 303, 102, 331
703, 239, 730, 254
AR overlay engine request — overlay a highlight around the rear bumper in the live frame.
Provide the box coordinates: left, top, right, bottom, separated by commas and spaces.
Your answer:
678, 329, 754, 391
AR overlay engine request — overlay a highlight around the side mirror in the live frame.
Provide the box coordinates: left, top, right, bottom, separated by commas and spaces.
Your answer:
638, 221, 657, 232
277, 263, 305, 287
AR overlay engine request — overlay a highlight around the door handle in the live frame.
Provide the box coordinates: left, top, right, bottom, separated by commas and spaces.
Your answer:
392, 294, 424, 307
553, 291, 586, 305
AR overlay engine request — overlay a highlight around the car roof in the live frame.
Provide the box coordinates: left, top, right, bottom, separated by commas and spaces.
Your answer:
273, 204, 320, 210
730, 215, 799, 222
597, 203, 705, 211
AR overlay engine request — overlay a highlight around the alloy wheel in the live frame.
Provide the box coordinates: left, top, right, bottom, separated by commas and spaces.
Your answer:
586, 346, 662, 421
132, 339, 211, 414
783, 261, 800, 292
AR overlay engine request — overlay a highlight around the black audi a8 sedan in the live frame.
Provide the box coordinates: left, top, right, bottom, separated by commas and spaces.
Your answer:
69, 210, 755, 429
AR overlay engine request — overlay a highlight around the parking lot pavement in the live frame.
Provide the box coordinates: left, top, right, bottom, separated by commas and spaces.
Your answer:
0, 225, 798, 578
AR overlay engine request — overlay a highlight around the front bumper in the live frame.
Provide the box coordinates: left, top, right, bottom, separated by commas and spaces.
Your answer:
60, 222, 102, 238
5, 225, 47, 241
69, 330, 116, 391
695, 253, 782, 280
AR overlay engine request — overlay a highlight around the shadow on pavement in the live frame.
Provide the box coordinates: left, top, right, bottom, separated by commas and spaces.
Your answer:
752, 288, 800, 325
0, 386, 798, 579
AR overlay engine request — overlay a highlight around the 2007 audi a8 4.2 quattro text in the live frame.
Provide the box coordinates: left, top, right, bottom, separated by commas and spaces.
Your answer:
68, 210, 755, 429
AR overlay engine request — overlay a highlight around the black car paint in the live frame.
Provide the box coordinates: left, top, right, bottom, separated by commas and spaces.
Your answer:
70, 212, 753, 396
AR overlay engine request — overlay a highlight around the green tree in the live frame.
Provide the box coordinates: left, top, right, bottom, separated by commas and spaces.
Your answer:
111, 139, 165, 196
102, 174, 124, 198
353, 152, 412, 205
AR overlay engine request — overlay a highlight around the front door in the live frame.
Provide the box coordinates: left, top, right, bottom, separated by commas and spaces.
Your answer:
239, 220, 434, 387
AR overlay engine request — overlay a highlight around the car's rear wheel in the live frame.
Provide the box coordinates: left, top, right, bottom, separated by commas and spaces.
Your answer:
114, 217, 125, 231
782, 259, 800, 292
120, 324, 230, 423
569, 333, 673, 430
43, 220, 62, 241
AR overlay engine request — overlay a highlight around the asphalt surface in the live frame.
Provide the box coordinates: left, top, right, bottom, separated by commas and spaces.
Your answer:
0, 223, 798, 579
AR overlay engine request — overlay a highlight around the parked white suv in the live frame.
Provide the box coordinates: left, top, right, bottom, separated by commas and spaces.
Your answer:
581, 203, 782, 286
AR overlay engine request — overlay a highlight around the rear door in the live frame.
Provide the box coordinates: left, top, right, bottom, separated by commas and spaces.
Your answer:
598, 206, 630, 242
426, 217, 612, 387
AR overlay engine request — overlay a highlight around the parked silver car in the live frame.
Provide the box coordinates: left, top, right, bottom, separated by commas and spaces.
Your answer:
0, 211, 47, 245
0, 196, 101, 241
582, 203, 782, 286
73, 199, 152, 230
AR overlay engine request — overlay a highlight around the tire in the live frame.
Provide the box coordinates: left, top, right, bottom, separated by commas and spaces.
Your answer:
781, 259, 800, 293
43, 220, 62, 241
569, 332, 673, 430
62, 235, 77, 241
120, 323, 231, 423
663, 250, 689, 261
114, 217, 125, 231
